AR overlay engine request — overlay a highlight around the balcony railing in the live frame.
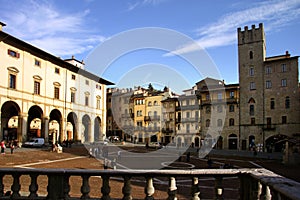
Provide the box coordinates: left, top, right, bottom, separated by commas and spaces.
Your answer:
0, 168, 299, 200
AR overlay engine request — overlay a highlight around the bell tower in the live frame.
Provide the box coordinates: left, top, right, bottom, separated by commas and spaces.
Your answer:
238, 23, 266, 148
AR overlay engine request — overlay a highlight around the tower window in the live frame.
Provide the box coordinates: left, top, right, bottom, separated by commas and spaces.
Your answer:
266, 80, 272, 89
249, 51, 253, 59
249, 67, 254, 76
282, 116, 287, 124
249, 105, 255, 116
270, 98, 275, 109
250, 82, 256, 90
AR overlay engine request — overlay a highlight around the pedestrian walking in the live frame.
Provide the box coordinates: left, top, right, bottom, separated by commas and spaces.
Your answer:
117, 150, 121, 161
1, 140, 5, 155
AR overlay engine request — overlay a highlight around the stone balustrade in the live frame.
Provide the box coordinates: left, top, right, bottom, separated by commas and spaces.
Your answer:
0, 168, 299, 199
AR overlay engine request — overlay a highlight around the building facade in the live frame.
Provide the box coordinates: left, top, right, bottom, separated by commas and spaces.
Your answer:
0, 23, 113, 145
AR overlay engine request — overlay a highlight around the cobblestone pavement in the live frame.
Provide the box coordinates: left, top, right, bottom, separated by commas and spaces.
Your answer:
0, 144, 298, 199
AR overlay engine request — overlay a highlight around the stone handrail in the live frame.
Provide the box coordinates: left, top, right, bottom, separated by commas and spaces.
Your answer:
0, 168, 299, 199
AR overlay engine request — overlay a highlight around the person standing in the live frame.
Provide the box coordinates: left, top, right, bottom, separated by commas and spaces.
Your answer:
10, 142, 14, 154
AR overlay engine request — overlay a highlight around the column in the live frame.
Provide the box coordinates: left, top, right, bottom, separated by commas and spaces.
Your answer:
43, 117, 49, 143
77, 120, 83, 142
89, 120, 94, 143
18, 113, 28, 143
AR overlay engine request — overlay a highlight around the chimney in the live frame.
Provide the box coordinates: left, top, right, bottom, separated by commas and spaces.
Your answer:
285, 51, 290, 58
0, 22, 6, 31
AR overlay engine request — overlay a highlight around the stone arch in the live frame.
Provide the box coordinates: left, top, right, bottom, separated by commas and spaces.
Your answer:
27, 105, 43, 139
266, 134, 288, 152
82, 114, 91, 143
192, 135, 201, 147
67, 112, 78, 141
94, 116, 101, 142
1, 101, 21, 142
49, 109, 62, 144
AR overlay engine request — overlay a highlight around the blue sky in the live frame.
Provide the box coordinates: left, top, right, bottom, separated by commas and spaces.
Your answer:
1, 0, 300, 93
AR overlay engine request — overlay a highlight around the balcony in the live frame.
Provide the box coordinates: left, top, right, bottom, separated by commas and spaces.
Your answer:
0, 168, 299, 199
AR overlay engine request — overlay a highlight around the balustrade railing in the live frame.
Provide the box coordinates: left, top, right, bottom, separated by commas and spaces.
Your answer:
0, 168, 299, 200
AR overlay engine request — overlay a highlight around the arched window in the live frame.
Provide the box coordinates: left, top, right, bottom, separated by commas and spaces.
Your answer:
249, 51, 253, 59
148, 101, 152, 106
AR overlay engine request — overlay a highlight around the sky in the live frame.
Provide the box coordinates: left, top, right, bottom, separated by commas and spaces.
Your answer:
1, 0, 300, 94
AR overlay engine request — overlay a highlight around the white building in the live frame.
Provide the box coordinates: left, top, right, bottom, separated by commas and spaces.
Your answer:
0, 22, 113, 145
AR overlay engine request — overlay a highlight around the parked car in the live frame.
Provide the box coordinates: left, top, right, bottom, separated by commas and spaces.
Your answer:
23, 138, 45, 147
149, 142, 162, 149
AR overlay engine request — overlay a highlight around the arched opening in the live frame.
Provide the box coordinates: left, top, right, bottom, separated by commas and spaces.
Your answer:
94, 116, 101, 142
27, 105, 43, 139
249, 135, 255, 150
1, 101, 21, 142
228, 134, 238, 149
67, 112, 78, 141
150, 134, 157, 142
266, 134, 288, 152
49, 109, 62, 144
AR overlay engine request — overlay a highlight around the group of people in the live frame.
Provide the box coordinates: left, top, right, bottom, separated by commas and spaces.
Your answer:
0, 140, 16, 155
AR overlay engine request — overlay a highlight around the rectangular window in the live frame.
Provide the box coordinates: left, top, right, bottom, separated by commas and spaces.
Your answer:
281, 64, 287, 72
229, 91, 235, 98
282, 116, 287, 124
9, 74, 16, 89
55, 68, 60, 74
54, 87, 60, 99
8, 49, 20, 58
250, 82, 256, 90
71, 74, 76, 80
229, 105, 234, 112
34, 59, 41, 67
85, 80, 89, 85
85, 96, 89, 106
266, 80, 272, 89
71, 92, 75, 103
270, 98, 275, 109
34, 81, 40, 95
281, 79, 287, 87
265, 66, 272, 74
249, 67, 254, 76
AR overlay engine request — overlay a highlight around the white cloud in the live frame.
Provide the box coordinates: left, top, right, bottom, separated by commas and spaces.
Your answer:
166, 0, 300, 56
127, 0, 168, 11
0, 0, 106, 57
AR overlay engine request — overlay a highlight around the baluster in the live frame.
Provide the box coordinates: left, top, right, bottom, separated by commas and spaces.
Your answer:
259, 184, 271, 200
0, 174, 4, 197
63, 175, 70, 199
101, 175, 111, 200
167, 177, 177, 200
28, 173, 39, 198
144, 177, 154, 200
214, 176, 223, 200
251, 178, 259, 199
81, 175, 90, 199
191, 177, 200, 200
11, 173, 21, 198
122, 176, 132, 200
